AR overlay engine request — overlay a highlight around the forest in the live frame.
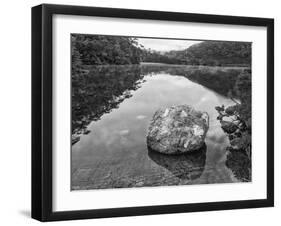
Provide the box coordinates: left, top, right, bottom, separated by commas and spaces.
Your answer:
162, 41, 251, 66
71, 34, 251, 67
71, 34, 142, 65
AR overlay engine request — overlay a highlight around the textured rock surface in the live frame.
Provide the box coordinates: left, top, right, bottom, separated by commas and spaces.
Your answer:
147, 105, 209, 154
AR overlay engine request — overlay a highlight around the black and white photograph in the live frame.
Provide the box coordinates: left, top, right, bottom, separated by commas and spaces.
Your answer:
71, 34, 252, 190
29, 2, 274, 222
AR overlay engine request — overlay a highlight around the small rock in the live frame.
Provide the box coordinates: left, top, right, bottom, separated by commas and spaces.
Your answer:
83, 130, 91, 135
225, 106, 237, 115
215, 105, 225, 112
72, 135, 80, 145
221, 121, 238, 134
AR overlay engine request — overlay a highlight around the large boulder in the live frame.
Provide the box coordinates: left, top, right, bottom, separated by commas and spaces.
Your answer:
147, 105, 209, 154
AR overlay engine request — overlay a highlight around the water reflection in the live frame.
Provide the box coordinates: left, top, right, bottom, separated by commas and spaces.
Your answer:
72, 64, 248, 189
214, 70, 252, 181
225, 150, 251, 182
72, 65, 144, 144
148, 144, 207, 180
72, 64, 246, 144
140, 64, 246, 97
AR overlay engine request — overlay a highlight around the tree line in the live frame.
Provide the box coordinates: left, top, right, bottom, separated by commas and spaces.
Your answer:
72, 35, 251, 67
72, 34, 142, 65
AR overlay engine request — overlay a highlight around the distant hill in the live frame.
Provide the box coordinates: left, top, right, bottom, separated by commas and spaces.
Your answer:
72, 34, 251, 67
142, 41, 252, 66
179, 41, 251, 66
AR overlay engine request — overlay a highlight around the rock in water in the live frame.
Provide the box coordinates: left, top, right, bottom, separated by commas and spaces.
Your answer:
147, 105, 209, 154
220, 121, 238, 134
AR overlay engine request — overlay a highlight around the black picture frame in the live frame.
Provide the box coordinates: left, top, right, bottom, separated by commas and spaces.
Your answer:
32, 3, 274, 222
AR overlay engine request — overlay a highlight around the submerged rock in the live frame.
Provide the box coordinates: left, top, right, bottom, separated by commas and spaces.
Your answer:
221, 121, 238, 134
72, 135, 80, 145
225, 105, 237, 115
148, 144, 206, 180
147, 105, 209, 154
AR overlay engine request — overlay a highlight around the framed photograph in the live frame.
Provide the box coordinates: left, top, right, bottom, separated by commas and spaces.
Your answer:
32, 4, 274, 221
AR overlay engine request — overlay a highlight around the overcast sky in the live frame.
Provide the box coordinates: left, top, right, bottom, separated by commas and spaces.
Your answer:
137, 38, 202, 52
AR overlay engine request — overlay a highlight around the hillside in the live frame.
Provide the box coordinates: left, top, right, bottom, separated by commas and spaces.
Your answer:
143, 41, 251, 66
72, 35, 252, 67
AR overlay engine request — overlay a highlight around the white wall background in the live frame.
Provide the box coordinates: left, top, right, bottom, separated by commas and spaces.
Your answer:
0, 0, 279, 225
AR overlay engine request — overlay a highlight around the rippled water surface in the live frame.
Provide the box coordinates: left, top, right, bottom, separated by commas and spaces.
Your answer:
71, 64, 246, 190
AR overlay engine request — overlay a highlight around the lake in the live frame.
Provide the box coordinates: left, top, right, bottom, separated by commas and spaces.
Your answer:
71, 64, 248, 190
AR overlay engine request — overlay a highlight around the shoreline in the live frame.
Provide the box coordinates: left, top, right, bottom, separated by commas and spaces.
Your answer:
81, 62, 250, 70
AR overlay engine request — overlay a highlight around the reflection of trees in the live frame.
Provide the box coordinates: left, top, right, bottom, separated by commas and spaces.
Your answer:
184, 68, 242, 97
215, 70, 252, 182
71, 64, 186, 145
225, 150, 251, 182
141, 64, 245, 97
72, 65, 144, 144
148, 144, 206, 180
71, 64, 250, 146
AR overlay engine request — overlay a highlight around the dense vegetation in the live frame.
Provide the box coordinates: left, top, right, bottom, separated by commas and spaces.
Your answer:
179, 41, 251, 66
141, 49, 182, 64
215, 70, 252, 181
72, 35, 251, 67
142, 41, 251, 66
72, 34, 142, 65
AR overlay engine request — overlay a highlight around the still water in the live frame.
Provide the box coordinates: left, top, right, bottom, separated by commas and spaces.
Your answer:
71, 64, 244, 190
